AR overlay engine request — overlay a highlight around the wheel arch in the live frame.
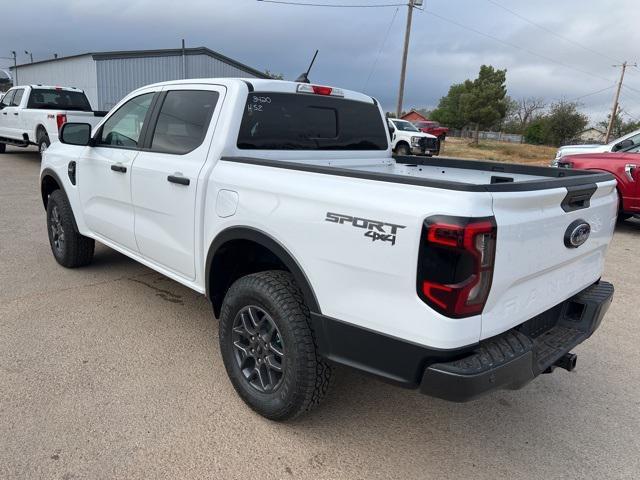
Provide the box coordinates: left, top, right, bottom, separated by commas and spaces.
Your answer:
35, 124, 49, 142
40, 168, 65, 210
205, 227, 321, 318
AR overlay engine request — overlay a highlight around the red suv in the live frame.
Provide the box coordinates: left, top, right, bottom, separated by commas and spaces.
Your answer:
413, 121, 449, 141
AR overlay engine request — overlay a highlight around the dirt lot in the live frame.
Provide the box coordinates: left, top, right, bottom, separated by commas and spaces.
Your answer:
1, 147, 639, 479
441, 137, 557, 165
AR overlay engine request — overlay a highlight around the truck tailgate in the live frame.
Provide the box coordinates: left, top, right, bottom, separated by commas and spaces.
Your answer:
481, 179, 617, 340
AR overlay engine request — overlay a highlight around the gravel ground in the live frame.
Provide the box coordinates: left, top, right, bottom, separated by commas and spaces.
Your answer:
1, 146, 639, 480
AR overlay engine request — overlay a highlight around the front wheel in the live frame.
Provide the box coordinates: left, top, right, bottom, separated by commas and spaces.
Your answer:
219, 271, 333, 420
395, 143, 410, 156
46, 190, 95, 267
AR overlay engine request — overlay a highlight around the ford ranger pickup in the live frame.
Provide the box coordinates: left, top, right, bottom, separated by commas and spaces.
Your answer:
39, 78, 616, 420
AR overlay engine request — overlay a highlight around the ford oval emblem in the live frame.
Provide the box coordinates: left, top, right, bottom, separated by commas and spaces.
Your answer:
564, 220, 591, 248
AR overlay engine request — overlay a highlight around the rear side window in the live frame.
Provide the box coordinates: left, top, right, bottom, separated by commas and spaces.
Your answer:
11, 89, 24, 106
27, 89, 92, 111
237, 93, 388, 151
150, 90, 219, 155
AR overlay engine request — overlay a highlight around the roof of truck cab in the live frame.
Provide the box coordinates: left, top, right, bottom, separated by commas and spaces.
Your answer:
23, 85, 84, 92
141, 78, 377, 104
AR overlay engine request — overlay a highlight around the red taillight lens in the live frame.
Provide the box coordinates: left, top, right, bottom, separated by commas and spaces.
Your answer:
311, 85, 332, 96
418, 216, 497, 318
56, 114, 67, 131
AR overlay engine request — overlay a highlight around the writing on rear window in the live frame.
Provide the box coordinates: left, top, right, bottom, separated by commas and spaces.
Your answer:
237, 92, 388, 151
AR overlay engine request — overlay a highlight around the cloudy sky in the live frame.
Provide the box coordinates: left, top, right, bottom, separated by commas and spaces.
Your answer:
2, 0, 640, 125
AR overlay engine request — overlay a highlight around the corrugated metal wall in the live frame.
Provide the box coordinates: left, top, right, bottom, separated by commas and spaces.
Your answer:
96, 54, 260, 110
13, 56, 99, 109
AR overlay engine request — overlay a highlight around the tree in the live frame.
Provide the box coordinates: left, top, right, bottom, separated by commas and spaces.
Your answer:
459, 65, 508, 144
524, 101, 588, 146
430, 82, 471, 130
597, 109, 640, 139
512, 97, 546, 132
264, 70, 284, 80
544, 101, 588, 146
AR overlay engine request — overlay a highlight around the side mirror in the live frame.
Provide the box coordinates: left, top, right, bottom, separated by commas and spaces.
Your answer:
60, 122, 93, 146
388, 126, 395, 137
614, 139, 634, 151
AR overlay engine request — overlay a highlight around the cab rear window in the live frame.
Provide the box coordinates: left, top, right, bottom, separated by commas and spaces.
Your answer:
237, 92, 388, 150
27, 89, 92, 111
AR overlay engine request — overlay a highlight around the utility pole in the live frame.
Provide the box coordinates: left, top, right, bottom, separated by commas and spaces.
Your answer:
605, 61, 637, 143
396, 0, 422, 118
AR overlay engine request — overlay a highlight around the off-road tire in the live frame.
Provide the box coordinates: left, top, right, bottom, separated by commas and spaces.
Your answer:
0, 143, 5, 153
46, 189, 95, 267
219, 270, 333, 420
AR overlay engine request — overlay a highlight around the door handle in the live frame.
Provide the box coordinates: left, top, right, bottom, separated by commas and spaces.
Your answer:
167, 174, 190, 186
13, 112, 18, 116
2, 112, 6, 115
110, 164, 127, 173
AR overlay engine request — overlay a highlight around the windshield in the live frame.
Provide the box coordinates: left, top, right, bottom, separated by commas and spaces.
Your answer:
392, 120, 420, 132
27, 89, 92, 111
237, 93, 388, 150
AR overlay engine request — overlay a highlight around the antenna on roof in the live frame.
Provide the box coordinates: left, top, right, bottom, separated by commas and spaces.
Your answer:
295, 50, 318, 84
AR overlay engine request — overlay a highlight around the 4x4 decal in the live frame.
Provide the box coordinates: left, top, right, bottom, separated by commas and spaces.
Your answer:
325, 212, 406, 246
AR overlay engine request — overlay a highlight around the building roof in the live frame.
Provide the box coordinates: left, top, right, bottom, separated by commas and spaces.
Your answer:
11, 47, 269, 79
400, 109, 428, 122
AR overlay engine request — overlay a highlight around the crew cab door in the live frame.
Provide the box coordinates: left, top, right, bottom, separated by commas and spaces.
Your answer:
78, 90, 158, 252
131, 86, 223, 279
0, 89, 23, 139
0, 90, 16, 138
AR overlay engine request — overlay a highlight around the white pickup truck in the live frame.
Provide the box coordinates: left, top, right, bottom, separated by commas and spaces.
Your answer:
552, 128, 640, 166
387, 117, 439, 156
40, 78, 616, 420
0, 85, 105, 155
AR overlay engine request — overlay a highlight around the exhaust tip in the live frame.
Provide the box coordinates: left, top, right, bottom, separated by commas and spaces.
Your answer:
555, 353, 577, 372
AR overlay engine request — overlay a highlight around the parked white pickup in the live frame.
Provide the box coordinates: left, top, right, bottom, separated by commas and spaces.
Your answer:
40, 78, 616, 420
0, 85, 105, 155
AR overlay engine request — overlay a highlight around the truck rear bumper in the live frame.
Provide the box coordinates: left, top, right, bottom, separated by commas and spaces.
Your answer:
420, 281, 614, 401
311, 281, 613, 401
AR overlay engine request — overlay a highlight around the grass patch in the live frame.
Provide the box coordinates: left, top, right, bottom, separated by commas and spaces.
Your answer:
440, 138, 556, 165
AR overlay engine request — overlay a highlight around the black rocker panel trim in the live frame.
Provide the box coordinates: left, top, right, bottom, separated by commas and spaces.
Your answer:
220, 156, 615, 193
205, 226, 321, 315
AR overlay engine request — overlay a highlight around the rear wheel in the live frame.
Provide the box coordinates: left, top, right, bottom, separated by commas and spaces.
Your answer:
0, 143, 5, 153
46, 190, 95, 267
219, 271, 332, 420
37, 130, 50, 156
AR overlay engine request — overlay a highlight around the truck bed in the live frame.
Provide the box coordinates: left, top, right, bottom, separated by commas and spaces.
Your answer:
222, 155, 615, 192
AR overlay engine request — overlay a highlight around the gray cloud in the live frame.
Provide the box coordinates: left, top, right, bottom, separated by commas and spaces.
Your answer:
3, 0, 639, 124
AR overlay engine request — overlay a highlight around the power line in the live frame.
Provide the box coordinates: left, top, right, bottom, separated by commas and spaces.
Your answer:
568, 84, 616, 102
485, 0, 622, 64
423, 8, 614, 84
364, 6, 400, 90
256, 0, 406, 7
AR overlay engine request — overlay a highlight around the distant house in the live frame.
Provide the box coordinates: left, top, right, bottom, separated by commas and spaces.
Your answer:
401, 110, 428, 122
575, 128, 606, 144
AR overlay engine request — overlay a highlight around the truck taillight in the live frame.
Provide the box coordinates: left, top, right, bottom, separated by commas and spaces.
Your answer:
56, 114, 67, 131
417, 216, 497, 318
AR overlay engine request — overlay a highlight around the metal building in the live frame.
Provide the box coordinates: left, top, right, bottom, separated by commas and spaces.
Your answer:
10, 47, 268, 110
